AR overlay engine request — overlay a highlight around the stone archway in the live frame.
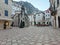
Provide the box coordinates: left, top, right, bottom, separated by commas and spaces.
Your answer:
4, 21, 9, 29
20, 20, 25, 28
22, 21, 25, 27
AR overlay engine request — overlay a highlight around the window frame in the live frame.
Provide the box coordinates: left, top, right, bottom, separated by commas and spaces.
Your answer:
5, 0, 8, 5
57, 0, 59, 7
5, 10, 8, 16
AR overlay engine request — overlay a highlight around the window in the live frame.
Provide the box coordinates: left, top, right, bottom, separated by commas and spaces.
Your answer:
0, 14, 1, 16
5, 0, 8, 4
38, 22, 40, 25
38, 15, 40, 16
23, 18, 24, 20
43, 22, 45, 24
21, 11, 22, 17
57, 0, 59, 7
5, 10, 8, 16
48, 15, 50, 16
54, 2, 55, 10
46, 15, 47, 16
47, 22, 48, 24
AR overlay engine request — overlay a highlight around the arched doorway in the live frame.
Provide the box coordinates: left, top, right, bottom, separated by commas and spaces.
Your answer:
22, 21, 25, 27
4, 21, 9, 29
20, 20, 25, 28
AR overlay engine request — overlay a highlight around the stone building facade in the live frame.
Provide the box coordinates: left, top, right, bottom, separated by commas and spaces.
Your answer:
49, 0, 60, 28
12, 2, 29, 27
0, 0, 12, 29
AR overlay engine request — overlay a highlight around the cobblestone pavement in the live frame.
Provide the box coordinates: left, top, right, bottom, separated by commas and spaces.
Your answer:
0, 26, 60, 45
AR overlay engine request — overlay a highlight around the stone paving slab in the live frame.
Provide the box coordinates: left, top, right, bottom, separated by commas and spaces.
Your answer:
0, 26, 60, 45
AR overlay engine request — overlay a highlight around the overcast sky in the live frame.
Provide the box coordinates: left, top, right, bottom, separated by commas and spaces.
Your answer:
13, 0, 50, 11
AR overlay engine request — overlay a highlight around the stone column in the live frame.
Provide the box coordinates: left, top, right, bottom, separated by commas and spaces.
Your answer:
56, 15, 59, 28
